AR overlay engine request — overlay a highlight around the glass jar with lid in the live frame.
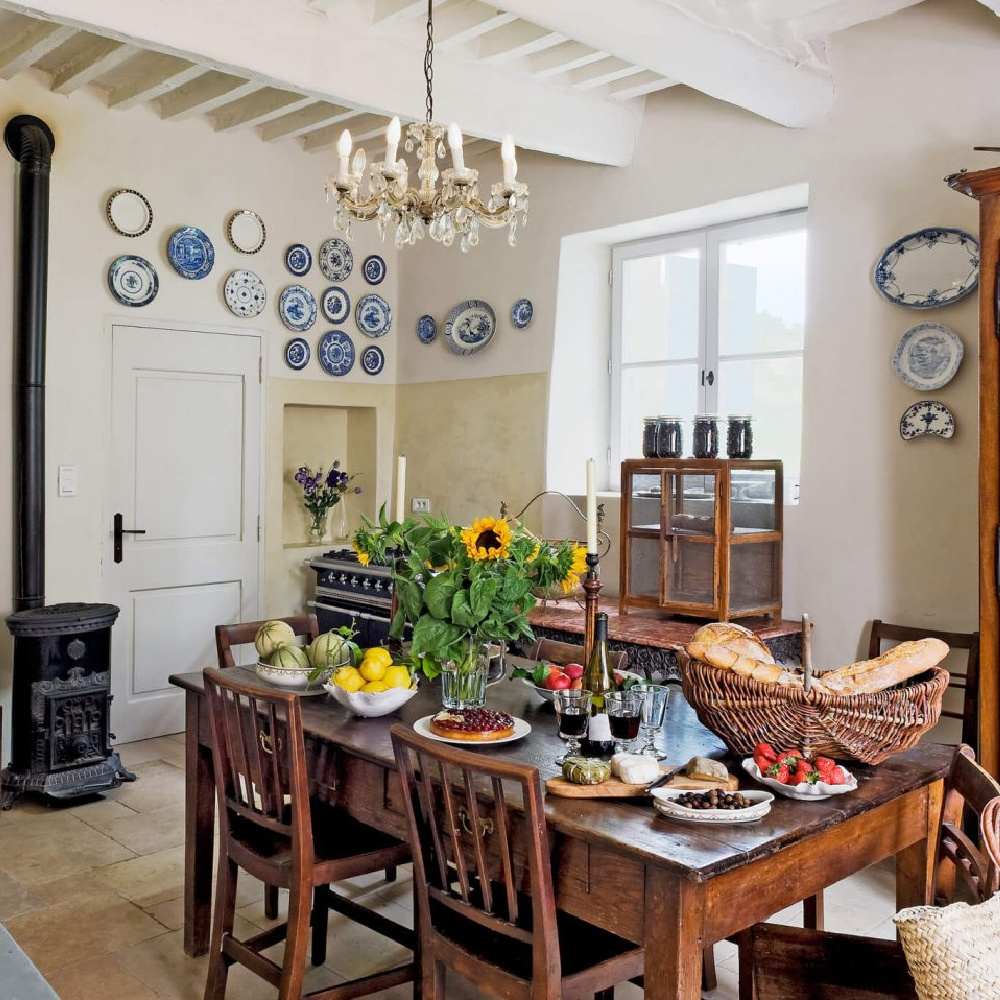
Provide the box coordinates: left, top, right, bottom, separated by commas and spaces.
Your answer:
641, 417, 658, 458
655, 416, 683, 459
692, 414, 720, 459
726, 414, 754, 459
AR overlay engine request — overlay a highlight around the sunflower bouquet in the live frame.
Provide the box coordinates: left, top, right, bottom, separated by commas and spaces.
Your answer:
352, 506, 587, 679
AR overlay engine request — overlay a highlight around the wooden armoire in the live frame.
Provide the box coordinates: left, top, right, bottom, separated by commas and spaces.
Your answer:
948, 166, 1000, 776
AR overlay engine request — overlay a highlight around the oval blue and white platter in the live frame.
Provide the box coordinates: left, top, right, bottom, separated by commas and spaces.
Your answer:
892, 322, 964, 391
284, 337, 311, 371
361, 345, 385, 376
444, 300, 496, 355
108, 254, 158, 307
318, 330, 355, 376
355, 293, 392, 337
319, 237, 353, 281
279, 284, 318, 333
167, 226, 215, 280
285, 243, 312, 277
873, 227, 978, 309
321, 286, 351, 324
900, 400, 955, 440
363, 254, 387, 285
511, 298, 534, 329
417, 314, 437, 344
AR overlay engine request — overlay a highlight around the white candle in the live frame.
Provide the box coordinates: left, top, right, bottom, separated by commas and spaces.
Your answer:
394, 455, 406, 523
386, 117, 401, 166
448, 122, 465, 173
586, 458, 597, 554
337, 129, 352, 177
501, 134, 516, 186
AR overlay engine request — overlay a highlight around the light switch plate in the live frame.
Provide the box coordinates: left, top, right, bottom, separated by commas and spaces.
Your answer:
58, 465, 77, 497
412, 498, 430, 513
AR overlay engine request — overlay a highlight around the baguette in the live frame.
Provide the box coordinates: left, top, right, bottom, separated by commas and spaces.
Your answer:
690, 622, 775, 665
691, 642, 801, 686
821, 638, 949, 696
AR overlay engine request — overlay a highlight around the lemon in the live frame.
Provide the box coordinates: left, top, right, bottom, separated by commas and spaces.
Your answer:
359, 657, 388, 683
383, 665, 411, 690
360, 680, 389, 693
363, 647, 393, 668
334, 666, 364, 693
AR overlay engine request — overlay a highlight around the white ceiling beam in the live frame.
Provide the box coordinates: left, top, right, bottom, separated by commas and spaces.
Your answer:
372, 0, 447, 25
300, 112, 389, 151
430, 2, 516, 50
528, 41, 608, 79
978, 0, 1000, 14
477, 22, 564, 63
106, 57, 207, 110
0, 0, 642, 165
259, 102, 356, 141
0, 19, 74, 78
210, 90, 314, 132
568, 57, 645, 92
49, 35, 135, 93
497, 0, 835, 127
788, 0, 926, 41
159, 72, 261, 120
607, 70, 676, 102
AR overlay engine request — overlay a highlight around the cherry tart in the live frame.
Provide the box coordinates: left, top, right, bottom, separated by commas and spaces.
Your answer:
429, 708, 516, 742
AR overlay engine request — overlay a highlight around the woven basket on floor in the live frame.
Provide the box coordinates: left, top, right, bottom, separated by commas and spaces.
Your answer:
680, 653, 949, 764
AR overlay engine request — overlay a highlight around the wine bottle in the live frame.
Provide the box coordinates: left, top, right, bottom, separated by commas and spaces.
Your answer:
581, 612, 615, 758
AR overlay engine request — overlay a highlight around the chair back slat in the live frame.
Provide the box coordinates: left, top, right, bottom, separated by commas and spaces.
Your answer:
216, 615, 319, 670
391, 724, 560, 971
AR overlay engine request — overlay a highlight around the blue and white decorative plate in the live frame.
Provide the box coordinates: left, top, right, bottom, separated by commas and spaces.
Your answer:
224, 269, 266, 318
892, 322, 964, 391
284, 337, 311, 371
321, 286, 351, 324
279, 284, 318, 332
900, 400, 955, 440
355, 293, 392, 338
511, 298, 534, 329
417, 314, 437, 344
167, 226, 215, 280
360, 345, 384, 376
319, 237, 353, 281
363, 254, 387, 285
444, 300, 496, 356
873, 228, 979, 309
108, 254, 158, 307
318, 330, 355, 377
285, 243, 312, 277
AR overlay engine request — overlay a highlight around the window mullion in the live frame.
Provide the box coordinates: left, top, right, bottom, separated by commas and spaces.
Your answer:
703, 230, 720, 413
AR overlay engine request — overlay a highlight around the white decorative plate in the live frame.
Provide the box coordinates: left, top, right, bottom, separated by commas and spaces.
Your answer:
892, 323, 964, 391
444, 300, 496, 356
355, 293, 392, 337
106, 188, 152, 237
873, 227, 979, 309
108, 254, 158, 307
319, 237, 353, 281
412, 715, 531, 745
899, 400, 955, 440
279, 284, 318, 332
652, 787, 774, 823
741, 758, 858, 799
226, 209, 266, 254
224, 269, 266, 318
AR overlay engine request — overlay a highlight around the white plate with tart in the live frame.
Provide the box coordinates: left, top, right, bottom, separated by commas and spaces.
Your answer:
414, 709, 531, 745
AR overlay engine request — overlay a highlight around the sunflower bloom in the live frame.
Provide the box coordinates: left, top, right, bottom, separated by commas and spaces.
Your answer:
353, 543, 371, 567
461, 517, 512, 561
561, 545, 588, 593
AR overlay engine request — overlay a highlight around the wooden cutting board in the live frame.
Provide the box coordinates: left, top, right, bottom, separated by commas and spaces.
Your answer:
545, 765, 739, 798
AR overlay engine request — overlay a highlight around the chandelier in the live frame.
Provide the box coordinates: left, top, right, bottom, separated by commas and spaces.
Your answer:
325, 0, 529, 252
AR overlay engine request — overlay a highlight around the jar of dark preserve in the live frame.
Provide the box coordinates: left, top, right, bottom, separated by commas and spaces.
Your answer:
655, 416, 683, 458
641, 417, 658, 458
726, 414, 754, 459
692, 414, 719, 459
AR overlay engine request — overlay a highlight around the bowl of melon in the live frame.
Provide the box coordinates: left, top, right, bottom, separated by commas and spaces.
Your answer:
511, 661, 643, 703
254, 620, 354, 694
324, 646, 419, 717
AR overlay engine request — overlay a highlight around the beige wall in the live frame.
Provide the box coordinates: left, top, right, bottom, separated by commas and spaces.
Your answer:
394, 0, 991, 669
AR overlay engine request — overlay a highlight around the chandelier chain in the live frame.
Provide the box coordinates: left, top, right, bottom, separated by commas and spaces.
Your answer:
424, 0, 434, 123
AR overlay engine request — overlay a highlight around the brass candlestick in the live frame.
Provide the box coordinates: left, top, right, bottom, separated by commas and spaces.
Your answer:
583, 552, 602, 663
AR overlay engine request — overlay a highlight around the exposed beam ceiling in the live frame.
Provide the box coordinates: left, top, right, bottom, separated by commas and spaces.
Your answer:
0, 18, 73, 78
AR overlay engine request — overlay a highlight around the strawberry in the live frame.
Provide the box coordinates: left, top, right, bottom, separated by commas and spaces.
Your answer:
753, 742, 777, 764
814, 756, 836, 773
827, 766, 848, 786
789, 765, 821, 786
775, 751, 801, 770
767, 762, 790, 784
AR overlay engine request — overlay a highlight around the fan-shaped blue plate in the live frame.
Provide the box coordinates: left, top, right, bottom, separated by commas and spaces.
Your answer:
417, 314, 437, 344
108, 254, 158, 307
361, 345, 384, 376
321, 286, 351, 324
444, 300, 496, 356
319, 238, 353, 281
167, 226, 214, 280
284, 337, 310, 371
279, 284, 318, 333
363, 254, 387, 285
318, 330, 355, 376
900, 400, 955, 440
285, 243, 312, 276
355, 293, 392, 338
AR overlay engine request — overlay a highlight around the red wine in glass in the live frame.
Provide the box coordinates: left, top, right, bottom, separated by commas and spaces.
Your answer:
558, 710, 588, 739
609, 714, 640, 740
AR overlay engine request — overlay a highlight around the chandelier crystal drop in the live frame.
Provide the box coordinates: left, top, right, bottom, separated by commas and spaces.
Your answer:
324, 0, 528, 252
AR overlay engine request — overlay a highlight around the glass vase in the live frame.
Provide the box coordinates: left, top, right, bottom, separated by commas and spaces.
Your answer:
440, 640, 492, 710
307, 508, 330, 543
334, 498, 347, 539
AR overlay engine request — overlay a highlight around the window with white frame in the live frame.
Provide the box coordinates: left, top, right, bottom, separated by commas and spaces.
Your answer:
611, 211, 806, 501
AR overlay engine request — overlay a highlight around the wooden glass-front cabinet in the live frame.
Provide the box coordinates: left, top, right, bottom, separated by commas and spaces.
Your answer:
619, 459, 783, 621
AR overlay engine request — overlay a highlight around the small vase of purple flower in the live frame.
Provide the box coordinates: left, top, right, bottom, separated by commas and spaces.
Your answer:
294, 461, 363, 542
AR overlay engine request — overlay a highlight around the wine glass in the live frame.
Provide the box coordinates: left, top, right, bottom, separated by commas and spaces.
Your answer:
553, 689, 591, 764
606, 688, 644, 754
638, 685, 670, 759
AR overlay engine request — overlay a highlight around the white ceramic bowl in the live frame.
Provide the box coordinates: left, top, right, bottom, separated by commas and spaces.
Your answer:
520, 668, 643, 703
255, 659, 320, 691
741, 758, 858, 799
324, 677, 419, 717
651, 787, 774, 824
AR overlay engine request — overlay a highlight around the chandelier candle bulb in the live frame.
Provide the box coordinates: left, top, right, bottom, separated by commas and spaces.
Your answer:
586, 458, 598, 554
394, 455, 406, 524
501, 134, 516, 186
448, 122, 465, 173
337, 129, 352, 180
386, 117, 401, 165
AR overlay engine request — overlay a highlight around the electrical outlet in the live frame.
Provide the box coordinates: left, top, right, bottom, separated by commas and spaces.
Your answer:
412, 498, 431, 513
57, 465, 78, 497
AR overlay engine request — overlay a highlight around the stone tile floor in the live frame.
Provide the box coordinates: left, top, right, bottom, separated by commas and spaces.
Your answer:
0, 735, 900, 999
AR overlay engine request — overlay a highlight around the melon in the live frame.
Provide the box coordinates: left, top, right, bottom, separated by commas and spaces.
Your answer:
307, 631, 352, 672
255, 620, 296, 658
268, 644, 309, 670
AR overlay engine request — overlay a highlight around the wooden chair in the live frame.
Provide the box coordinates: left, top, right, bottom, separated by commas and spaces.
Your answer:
523, 636, 630, 674
741, 744, 1000, 1000
215, 615, 321, 920
390, 723, 645, 1000
202, 668, 414, 1000
869, 619, 980, 755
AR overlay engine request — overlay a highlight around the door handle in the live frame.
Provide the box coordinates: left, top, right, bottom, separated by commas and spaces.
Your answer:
113, 512, 146, 564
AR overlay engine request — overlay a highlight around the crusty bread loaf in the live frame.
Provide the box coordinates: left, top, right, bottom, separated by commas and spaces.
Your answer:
820, 638, 949, 696
689, 642, 800, 686
690, 622, 775, 665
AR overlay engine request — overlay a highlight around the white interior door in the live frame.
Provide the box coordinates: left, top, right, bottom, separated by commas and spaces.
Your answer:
108, 323, 262, 742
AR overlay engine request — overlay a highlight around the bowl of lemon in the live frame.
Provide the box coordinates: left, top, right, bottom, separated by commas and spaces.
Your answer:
324, 646, 419, 717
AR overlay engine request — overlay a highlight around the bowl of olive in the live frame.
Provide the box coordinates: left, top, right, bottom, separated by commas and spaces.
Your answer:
650, 787, 773, 824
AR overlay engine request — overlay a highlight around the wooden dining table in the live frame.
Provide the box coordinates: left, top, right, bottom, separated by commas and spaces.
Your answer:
170, 662, 951, 1000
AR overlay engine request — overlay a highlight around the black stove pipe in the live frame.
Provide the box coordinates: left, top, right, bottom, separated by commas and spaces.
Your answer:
5, 115, 54, 613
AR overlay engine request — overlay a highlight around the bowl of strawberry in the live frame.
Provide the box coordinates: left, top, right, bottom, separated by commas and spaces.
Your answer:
742, 743, 858, 799
510, 662, 643, 703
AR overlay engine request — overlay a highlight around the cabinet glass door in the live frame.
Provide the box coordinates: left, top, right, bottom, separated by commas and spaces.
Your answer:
730, 468, 777, 533
663, 470, 718, 610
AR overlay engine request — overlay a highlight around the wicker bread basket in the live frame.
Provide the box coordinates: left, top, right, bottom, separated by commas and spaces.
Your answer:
680, 653, 949, 765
